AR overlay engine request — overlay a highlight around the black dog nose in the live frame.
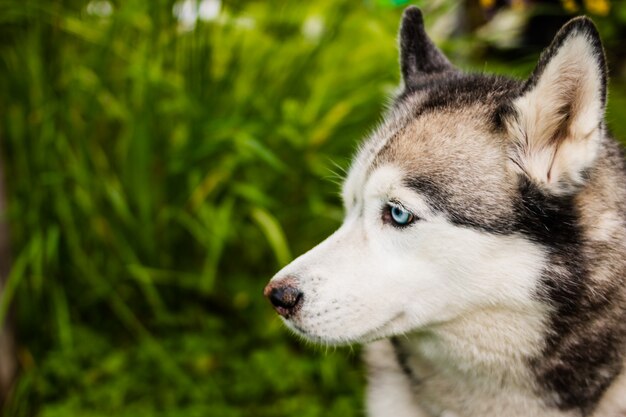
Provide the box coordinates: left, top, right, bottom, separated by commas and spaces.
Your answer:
264, 280, 303, 318
269, 286, 302, 309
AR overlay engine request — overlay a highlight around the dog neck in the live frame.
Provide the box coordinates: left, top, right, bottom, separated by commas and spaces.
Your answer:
391, 305, 574, 417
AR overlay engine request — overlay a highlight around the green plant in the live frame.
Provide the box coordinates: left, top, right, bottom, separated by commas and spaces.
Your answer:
0, 1, 624, 416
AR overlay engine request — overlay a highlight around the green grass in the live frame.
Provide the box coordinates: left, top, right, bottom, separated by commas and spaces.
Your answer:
0, 1, 625, 416
0, 1, 399, 415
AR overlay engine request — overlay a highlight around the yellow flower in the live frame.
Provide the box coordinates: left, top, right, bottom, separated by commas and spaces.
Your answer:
561, 0, 579, 13
584, 0, 610, 16
480, 0, 496, 9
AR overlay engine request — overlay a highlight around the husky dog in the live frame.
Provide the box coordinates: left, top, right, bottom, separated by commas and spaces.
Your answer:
264, 7, 626, 417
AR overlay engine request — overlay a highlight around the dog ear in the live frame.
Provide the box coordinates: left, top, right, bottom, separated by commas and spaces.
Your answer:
399, 6, 455, 90
505, 17, 607, 195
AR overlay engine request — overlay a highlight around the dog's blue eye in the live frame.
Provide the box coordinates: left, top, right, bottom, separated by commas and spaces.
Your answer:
391, 206, 411, 224
387, 204, 414, 226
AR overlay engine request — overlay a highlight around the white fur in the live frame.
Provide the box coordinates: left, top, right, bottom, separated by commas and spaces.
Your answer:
269, 163, 556, 416
270, 165, 548, 346
588, 210, 623, 242
591, 364, 626, 417
364, 340, 430, 417
266, 22, 621, 417
508, 31, 604, 194
343, 92, 429, 211
371, 308, 560, 417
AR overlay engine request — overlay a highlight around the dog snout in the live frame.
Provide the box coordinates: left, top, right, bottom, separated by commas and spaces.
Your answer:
264, 278, 303, 318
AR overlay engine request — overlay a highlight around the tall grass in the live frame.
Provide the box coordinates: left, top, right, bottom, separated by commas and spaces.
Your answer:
0, 0, 625, 416
0, 1, 403, 415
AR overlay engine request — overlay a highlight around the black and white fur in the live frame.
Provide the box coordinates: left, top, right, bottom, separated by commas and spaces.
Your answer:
265, 7, 626, 417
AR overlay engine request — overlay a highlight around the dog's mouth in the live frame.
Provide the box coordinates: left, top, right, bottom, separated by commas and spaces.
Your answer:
282, 311, 408, 345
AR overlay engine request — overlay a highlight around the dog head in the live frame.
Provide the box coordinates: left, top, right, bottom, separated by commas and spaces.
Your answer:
264, 7, 608, 345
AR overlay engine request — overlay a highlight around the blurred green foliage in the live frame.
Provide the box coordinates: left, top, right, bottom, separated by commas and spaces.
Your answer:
0, 0, 625, 416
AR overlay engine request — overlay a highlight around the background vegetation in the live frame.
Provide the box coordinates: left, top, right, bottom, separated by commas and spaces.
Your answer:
0, 0, 625, 416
